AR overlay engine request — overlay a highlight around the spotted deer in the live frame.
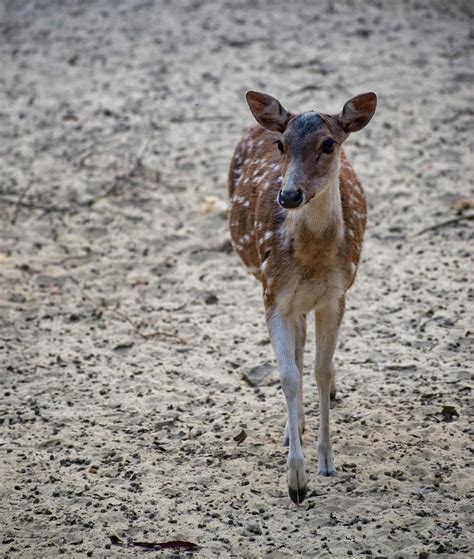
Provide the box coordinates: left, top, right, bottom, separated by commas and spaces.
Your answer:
228, 91, 377, 504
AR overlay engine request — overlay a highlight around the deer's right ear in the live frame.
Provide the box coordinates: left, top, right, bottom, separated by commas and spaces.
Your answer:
246, 91, 290, 133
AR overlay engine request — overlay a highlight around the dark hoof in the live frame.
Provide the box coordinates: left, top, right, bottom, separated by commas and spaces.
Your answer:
318, 470, 336, 477
289, 484, 307, 505
330, 390, 337, 401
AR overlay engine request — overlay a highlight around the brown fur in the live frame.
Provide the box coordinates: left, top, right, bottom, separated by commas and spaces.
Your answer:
228, 127, 366, 309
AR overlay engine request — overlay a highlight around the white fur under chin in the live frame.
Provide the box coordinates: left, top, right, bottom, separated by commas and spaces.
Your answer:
286, 158, 342, 239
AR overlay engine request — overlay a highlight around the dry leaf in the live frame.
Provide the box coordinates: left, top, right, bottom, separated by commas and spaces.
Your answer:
199, 195, 228, 215
233, 429, 247, 444
242, 361, 274, 387
451, 198, 474, 213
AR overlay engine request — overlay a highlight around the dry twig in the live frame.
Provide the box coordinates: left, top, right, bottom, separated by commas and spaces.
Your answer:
69, 277, 186, 344
415, 214, 474, 236
2, 134, 152, 222
10, 180, 34, 224
98, 136, 151, 201
0, 194, 69, 214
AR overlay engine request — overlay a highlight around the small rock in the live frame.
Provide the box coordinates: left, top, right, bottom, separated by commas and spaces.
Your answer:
441, 405, 459, 421
215, 239, 233, 253
113, 340, 134, 351
204, 292, 218, 305
246, 522, 262, 535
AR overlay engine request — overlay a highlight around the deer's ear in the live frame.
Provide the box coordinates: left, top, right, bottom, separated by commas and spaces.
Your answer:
338, 92, 377, 133
246, 91, 290, 132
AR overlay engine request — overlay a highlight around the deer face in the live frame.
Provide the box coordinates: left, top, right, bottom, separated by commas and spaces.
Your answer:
246, 91, 377, 210
276, 112, 343, 208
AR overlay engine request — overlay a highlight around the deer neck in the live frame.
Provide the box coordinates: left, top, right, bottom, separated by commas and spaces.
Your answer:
285, 168, 343, 244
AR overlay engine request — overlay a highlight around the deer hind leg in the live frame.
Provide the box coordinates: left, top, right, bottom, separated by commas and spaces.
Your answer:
330, 296, 345, 401
314, 298, 343, 477
284, 314, 306, 446
267, 309, 307, 504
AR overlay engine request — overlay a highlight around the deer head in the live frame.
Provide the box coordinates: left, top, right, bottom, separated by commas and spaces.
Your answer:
246, 91, 377, 209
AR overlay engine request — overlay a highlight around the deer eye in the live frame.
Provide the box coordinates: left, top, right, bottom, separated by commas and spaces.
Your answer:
321, 138, 335, 154
276, 140, 284, 154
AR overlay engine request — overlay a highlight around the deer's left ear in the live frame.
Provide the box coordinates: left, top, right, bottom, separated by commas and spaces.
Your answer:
338, 92, 377, 133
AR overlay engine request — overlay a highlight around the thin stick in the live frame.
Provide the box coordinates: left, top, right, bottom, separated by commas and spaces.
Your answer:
99, 136, 150, 200
69, 277, 186, 344
415, 214, 474, 236
2, 135, 151, 218
10, 180, 34, 224
0, 194, 69, 214
69, 128, 128, 160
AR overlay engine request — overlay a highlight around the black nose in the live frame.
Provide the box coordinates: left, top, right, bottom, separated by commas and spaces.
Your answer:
278, 189, 304, 209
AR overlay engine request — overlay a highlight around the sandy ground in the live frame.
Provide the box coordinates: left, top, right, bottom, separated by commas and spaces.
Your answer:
1, 0, 473, 557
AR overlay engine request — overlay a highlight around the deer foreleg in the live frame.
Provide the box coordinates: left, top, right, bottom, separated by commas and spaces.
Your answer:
267, 309, 307, 504
284, 314, 306, 446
